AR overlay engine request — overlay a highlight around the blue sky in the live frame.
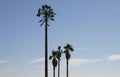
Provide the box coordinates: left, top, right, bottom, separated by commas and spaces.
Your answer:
0, 0, 120, 77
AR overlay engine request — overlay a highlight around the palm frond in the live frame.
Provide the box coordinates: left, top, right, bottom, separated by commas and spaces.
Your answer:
37, 4, 56, 26
50, 18, 54, 21
58, 46, 61, 50
52, 58, 57, 67
66, 52, 71, 60
49, 56, 52, 60
52, 51, 57, 56
37, 8, 41, 17
40, 21, 45, 26
39, 19, 43, 23
64, 44, 74, 52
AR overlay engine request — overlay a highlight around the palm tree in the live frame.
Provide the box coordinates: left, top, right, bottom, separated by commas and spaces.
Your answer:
37, 5, 56, 77
56, 46, 62, 77
64, 44, 74, 77
49, 51, 58, 77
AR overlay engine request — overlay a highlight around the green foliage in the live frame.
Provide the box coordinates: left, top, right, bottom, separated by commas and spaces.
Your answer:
56, 51, 61, 60
56, 46, 62, 60
49, 50, 58, 68
52, 51, 57, 56
64, 44, 74, 52
52, 58, 57, 68
49, 56, 52, 60
64, 44, 74, 60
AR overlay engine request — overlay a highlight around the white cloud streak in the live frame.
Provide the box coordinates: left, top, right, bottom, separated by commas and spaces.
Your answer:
30, 58, 44, 63
60, 58, 101, 67
108, 54, 120, 61
69, 58, 100, 66
75, 48, 86, 51
0, 60, 7, 64
30, 57, 101, 67
30, 54, 120, 65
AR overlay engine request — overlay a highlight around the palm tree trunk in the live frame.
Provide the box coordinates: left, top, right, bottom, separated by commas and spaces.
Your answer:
58, 60, 60, 77
66, 60, 68, 77
45, 13, 48, 77
53, 67, 55, 77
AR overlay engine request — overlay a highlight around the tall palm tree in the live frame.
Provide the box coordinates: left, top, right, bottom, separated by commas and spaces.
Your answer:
37, 5, 56, 77
64, 44, 74, 77
56, 46, 62, 77
49, 51, 58, 77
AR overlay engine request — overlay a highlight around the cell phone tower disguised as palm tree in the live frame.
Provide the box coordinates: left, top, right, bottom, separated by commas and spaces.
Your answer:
37, 5, 56, 77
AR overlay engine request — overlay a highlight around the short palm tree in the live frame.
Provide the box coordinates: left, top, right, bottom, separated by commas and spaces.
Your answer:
56, 46, 62, 77
37, 5, 56, 77
64, 44, 74, 77
49, 51, 58, 77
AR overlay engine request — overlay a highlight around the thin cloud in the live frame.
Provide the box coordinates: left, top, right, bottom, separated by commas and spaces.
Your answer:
0, 60, 8, 64
108, 54, 120, 61
61, 58, 101, 67
69, 58, 100, 66
75, 48, 86, 51
30, 58, 44, 63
